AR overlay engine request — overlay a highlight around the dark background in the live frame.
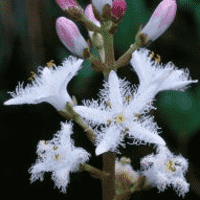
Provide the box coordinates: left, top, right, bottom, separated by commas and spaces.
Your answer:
0, 0, 200, 199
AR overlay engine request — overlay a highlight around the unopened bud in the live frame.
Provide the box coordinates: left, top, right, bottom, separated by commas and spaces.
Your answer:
56, 17, 88, 58
141, 0, 177, 42
111, 0, 126, 23
85, 4, 101, 27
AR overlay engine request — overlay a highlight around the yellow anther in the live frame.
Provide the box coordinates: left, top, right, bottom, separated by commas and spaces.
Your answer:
53, 154, 62, 161
46, 60, 55, 68
107, 119, 113, 126
125, 95, 132, 103
121, 127, 129, 136
134, 113, 141, 121
53, 146, 58, 150
120, 157, 131, 165
28, 71, 36, 81
150, 51, 161, 63
166, 160, 176, 172
106, 100, 112, 109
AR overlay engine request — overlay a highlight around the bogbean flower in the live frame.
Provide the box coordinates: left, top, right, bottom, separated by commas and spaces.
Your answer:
28, 121, 90, 194
74, 69, 166, 156
140, 145, 189, 197
141, 0, 177, 43
129, 48, 198, 115
4, 56, 83, 111
56, 17, 88, 58
74, 47, 198, 156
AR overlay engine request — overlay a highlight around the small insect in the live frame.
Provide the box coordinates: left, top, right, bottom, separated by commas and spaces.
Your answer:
150, 51, 161, 63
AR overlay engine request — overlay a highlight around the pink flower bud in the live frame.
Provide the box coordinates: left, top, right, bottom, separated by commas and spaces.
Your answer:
56, 0, 77, 10
56, 17, 88, 58
85, 4, 101, 27
111, 0, 126, 19
141, 0, 177, 42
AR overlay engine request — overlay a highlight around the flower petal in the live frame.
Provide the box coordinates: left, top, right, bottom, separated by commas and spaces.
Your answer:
109, 70, 123, 114
128, 120, 165, 146
95, 125, 125, 155
74, 106, 112, 125
4, 56, 83, 111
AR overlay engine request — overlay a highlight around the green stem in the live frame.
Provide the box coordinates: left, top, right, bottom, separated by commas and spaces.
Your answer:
59, 102, 96, 144
102, 152, 116, 200
100, 20, 115, 76
113, 43, 137, 70
79, 163, 111, 180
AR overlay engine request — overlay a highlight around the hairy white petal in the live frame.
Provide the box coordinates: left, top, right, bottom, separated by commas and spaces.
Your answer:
4, 56, 84, 111
95, 125, 125, 155
128, 119, 165, 146
109, 70, 123, 114
74, 106, 112, 125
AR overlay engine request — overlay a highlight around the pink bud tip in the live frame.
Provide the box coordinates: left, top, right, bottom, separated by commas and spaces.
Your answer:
85, 4, 99, 25
152, 0, 177, 29
111, 0, 126, 18
56, 0, 77, 10
56, 17, 79, 51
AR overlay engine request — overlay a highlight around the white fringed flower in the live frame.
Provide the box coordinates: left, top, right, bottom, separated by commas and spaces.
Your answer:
140, 145, 189, 197
4, 56, 84, 111
74, 70, 166, 156
129, 48, 198, 114
28, 121, 90, 194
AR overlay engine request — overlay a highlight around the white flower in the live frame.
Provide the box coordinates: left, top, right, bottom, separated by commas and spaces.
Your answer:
74, 70, 166, 156
140, 145, 189, 197
28, 121, 90, 194
4, 56, 84, 111
129, 48, 198, 114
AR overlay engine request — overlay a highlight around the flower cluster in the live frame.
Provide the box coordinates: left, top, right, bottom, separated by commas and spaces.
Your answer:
3, 0, 197, 197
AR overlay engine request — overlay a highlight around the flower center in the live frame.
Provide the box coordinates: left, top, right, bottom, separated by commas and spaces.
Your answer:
53, 154, 62, 162
116, 114, 125, 124
165, 160, 176, 172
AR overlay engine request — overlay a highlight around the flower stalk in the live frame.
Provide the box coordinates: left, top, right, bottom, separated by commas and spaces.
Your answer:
59, 102, 96, 144
4, 0, 195, 199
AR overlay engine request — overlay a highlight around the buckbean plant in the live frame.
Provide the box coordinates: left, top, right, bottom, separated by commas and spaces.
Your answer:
3, 0, 198, 199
